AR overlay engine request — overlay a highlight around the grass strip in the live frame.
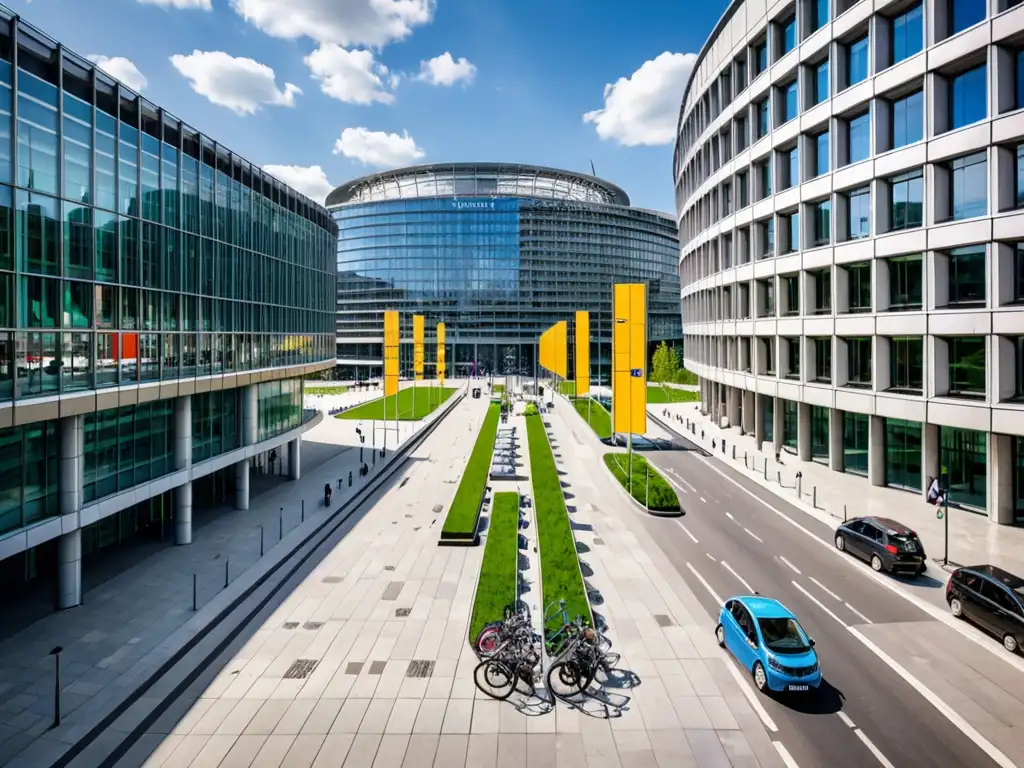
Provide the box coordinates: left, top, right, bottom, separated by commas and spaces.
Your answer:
602, 452, 681, 512
335, 387, 457, 421
646, 384, 700, 404
571, 397, 611, 439
441, 402, 502, 536
304, 385, 349, 395
525, 412, 592, 633
557, 381, 576, 396
493, 384, 505, 394
468, 492, 520, 643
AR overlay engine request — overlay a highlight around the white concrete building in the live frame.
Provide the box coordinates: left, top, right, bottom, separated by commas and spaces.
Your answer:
674, 0, 1024, 525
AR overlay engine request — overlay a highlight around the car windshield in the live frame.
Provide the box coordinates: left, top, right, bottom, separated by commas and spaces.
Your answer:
758, 617, 810, 654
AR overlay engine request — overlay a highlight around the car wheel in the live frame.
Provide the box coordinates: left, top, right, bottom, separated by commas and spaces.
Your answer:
950, 597, 963, 618
715, 624, 725, 647
1004, 634, 1019, 654
870, 554, 884, 572
752, 661, 768, 693
835, 534, 845, 552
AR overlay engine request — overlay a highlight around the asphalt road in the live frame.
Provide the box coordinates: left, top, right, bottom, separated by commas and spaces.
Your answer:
635, 433, 998, 768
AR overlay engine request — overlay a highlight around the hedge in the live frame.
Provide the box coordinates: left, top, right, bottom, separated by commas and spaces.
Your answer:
441, 402, 502, 536
468, 492, 520, 643
603, 452, 681, 512
572, 397, 611, 439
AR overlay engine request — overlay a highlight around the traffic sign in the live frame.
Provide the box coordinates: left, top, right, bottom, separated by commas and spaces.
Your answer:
630, 368, 642, 377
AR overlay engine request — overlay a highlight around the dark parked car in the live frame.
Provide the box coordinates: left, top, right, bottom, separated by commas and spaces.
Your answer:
947, 565, 1024, 654
834, 517, 926, 575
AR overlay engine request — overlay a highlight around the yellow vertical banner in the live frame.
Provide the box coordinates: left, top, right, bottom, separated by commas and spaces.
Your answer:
575, 311, 590, 397
553, 321, 567, 379
413, 315, 424, 381
437, 322, 446, 386
384, 310, 399, 397
612, 284, 647, 435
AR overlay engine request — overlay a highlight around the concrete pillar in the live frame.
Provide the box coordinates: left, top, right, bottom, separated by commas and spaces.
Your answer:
868, 415, 886, 487
288, 438, 301, 481
741, 390, 756, 435
797, 402, 812, 462
772, 397, 784, 455
754, 394, 766, 450
173, 395, 192, 471
922, 423, 940, 501
989, 432, 1014, 525
58, 414, 83, 517
174, 482, 193, 545
57, 529, 82, 610
828, 408, 845, 472
235, 459, 250, 511
242, 384, 258, 446
727, 387, 740, 429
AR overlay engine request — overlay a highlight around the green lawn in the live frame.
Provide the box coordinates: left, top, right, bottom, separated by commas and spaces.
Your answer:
525, 412, 592, 635
493, 384, 505, 394
603, 453, 681, 512
305, 384, 349, 395
647, 384, 700, 404
335, 386, 457, 421
441, 402, 502, 537
557, 381, 575, 396
572, 397, 612, 439
468, 492, 520, 643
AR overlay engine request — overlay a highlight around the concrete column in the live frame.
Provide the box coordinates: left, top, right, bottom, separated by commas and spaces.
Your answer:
59, 414, 83, 517
741, 390, 756, 435
242, 384, 258, 446
989, 432, 1014, 525
288, 438, 301, 481
174, 482, 193, 545
173, 394, 192, 471
828, 408, 845, 473
868, 415, 886, 487
797, 402, 812, 462
235, 459, 250, 511
772, 396, 784, 455
726, 387, 740, 429
754, 393, 766, 450
922, 423, 940, 501
57, 529, 82, 610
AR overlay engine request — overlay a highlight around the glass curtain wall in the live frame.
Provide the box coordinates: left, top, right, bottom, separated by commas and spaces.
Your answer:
810, 405, 829, 463
782, 399, 798, 453
885, 417, 922, 491
843, 411, 869, 475
940, 426, 987, 511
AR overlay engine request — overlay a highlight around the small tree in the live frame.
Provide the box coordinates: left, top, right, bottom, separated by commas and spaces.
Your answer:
651, 341, 672, 383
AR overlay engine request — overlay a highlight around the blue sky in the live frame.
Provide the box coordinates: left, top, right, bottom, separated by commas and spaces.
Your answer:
9, 0, 728, 213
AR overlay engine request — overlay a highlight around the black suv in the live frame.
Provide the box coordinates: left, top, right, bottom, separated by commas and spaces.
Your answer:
947, 565, 1024, 654
834, 517, 926, 575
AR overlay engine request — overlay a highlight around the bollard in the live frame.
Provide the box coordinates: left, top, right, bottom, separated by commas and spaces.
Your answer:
279, 507, 284, 540
843, 503, 847, 522
224, 559, 229, 588
192, 573, 197, 611
732, 445, 736, 460
301, 499, 305, 523
744, 451, 748, 468
813, 486, 817, 508
50, 646, 62, 729
777, 470, 781, 484
796, 472, 802, 499
764, 459, 768, 479
260, 525, 264, 557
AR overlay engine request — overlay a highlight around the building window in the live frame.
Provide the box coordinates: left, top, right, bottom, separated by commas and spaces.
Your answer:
783, 80, 798, 122
892, 4, 924, 65
783, 274, 800, 315
738, 170, 749, 207
763, 279, 775, 316
948, 246, 986, 306
763, 337, 776, 373
736, 57, 748, 91
844, 412, 869, 475
815, 338, 832, 382
847, 111, 871, 163
782, 16, 798, 55
1017, 51, 1024, 110
847, 187, 870, 239
1016, 145, 1024, 208
846, 34, 870, 87
949, 152, 987, 220
890, 169, 924, 230
722, 181, 733, 214
758, 98, 771, 137
950, 65, 987, 130
940, 427, 987, 510
950, 0, 986, 37
848, 337, 872, 387
782, 212, 799, 254
814, 130, 830, 176
812, 199, 831, 246
760, 218, 775, 258
892, 90, 924, 148
1014, 243, 1024, 302
890, 336, 924, 392
948, 336, 986, 397
736, 116, 749, 151
783, 145, 799, 189
888, 254, 923, 310
786, 339, 801, 379
811, 406, 830, 462
782, 399, 798, 451
814, 59, 830, 105
848, 262, 872, 312
759, 161, 772, 198
811, 0, 829, 32
814, 269, 832, 312
885, 418, 922, 491
754, 39, 768, 75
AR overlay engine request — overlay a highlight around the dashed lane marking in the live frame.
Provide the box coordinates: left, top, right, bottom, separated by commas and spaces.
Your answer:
724, 658, 779, 733
778, 556, 801, 575
686, 561, 723, 606
773, 741, 800, 768
721, 560, 756, 594
791, 581, 848, 628
677, 520, 699, 544
844, 602, 873, 624
744, 527, 763, 543
809, 576, 841, 601
837, 711, 855, 729
855, 728, 897, 768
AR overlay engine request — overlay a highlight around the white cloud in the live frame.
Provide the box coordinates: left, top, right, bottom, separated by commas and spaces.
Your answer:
415, 52, 476, 87
170, 50, 302, 115
263, 164, 335, 203
230, 0, 434, 47
87, 55, 149, 92
583, 51, 697, 147
137, 0, 212, 9
333, 127, 424, 168
304, 45, 395, 105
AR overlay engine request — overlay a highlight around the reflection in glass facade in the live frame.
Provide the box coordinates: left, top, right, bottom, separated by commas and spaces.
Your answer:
941, 426, 987, 511
328, 164, 681, 380
885, 417, 922, 491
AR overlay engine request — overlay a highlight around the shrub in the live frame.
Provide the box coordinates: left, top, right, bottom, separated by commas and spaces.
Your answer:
602, 452, 681, 512
524, 402, 538, 416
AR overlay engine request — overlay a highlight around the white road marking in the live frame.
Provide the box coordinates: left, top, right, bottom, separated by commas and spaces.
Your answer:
836, 710, 856, 729
676, 520, 699, 544
844, 602, 873, 624
721, 560, 756, 594
791, 580, 848, 628
724, 660, 779, 733
773, 741, 800, 768
666, 467, 697, 492
744, 527, 764, 543
700, 496, 708, 504
686, 561, 723, 606
849, 626, 1016, 768
809, 576, 841, 601
726, 512, 735, 520
778, 556, 801, 574
706, 553, 717, 562
854, 728, 897, 768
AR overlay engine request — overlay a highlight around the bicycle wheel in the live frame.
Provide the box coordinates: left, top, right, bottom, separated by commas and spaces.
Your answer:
474, 658, 516, 700
474, 623, 503, 657
546, 658, 595, 699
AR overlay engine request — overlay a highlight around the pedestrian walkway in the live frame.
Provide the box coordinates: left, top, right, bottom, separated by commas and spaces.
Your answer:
656, 402, 1024, 578
0, 389, 465, 768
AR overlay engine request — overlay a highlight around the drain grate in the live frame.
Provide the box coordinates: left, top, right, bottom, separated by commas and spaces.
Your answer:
282, 622, 299, 630
322, 576, 343, 584
283, 659, 319, 679
593, 538, 605, 546
303, 621, 323, 631
406, 660, 435, 679
384, 565, 395, 571
395, 607, 411, 617
381, 581, 404, 601
345, 661, 364, 675
654, 614, 675, 628
369, 660, 387, 675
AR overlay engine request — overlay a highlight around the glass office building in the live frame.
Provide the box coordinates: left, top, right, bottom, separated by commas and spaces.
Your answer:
327, 163, 681, 381
0, 7, 338, 612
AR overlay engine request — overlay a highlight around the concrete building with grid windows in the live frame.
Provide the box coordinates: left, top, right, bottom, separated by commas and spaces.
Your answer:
675, 0, 1024, 524
0, 7, 338, 612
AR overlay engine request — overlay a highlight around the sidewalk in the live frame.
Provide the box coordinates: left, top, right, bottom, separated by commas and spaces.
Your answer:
0, 393, 462, 767
655, 402, 1024, 579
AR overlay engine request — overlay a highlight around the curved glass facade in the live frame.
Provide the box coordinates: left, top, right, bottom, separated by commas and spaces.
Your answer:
332, 167, 680, 379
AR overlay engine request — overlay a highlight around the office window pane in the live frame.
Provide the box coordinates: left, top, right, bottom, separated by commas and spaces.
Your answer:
848, 263, 872, 311
815, 338, 832, 380
885, 418, 921, 491
892, 90, 923, 148
1019, 145, 1024, 207
948, 246, 986, 305
759, 99, 770, 136
814, 60, 829, 104
848, 111, 870, 163
950, 152, 987, 220
785, 146, 799, 188
848, 337, 872, 385
892, 5, 924, 65
847, 35, 869, 86
890, 169, 923, 230
813, 0, 829, 30
813, 199, 831, 245
784, 81, 798, 121
844, 412, 869, 475
1017, 51, 1024, 110
755, 41, 768, 74
890, 336, 923, 391
783, 17, 797, 54
949, 336, 986, 396
940, 426, 987, 510
950, 65, 987, 129
815, 131, 830, 175
848, 188, 870, 239
951, 0, 986, 36
889, 255, 923, 310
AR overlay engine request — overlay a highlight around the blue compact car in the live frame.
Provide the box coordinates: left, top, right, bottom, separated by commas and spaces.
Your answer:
716, 596, 822, 694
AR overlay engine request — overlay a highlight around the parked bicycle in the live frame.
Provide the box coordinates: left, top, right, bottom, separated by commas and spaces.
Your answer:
546, 622, 619, 700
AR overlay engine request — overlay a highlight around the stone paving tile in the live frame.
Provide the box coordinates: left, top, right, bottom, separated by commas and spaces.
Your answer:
309, 733, 355, 768
401, 734, 439, 768
215, 734, 267, 768
432, 734, 468, 768
343, 732, 383, 767
372, 734, 410, 768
